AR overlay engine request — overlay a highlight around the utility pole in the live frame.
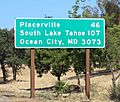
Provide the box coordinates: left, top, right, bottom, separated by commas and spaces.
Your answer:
85, 49, 90, 99
30, 48, 35, 98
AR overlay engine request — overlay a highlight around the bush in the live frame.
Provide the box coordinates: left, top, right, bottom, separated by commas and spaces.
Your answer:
109, 82, 120, 102
55, 81, 69, 95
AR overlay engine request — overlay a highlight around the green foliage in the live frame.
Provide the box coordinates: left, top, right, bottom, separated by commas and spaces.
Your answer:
35, 49, 51, 77
68, 49, 86, 75
50, 49, 69, 81
82, 6, 99, 18
104, 24, 120, 101
0, 28, 25, 67
0, 28, 26, 80
24, 49, 51, 77
4, 29, 25, 80
68, 0, 100, 85
91, 49, 106, 69
36, 49, 69, 81
0, 29, 12, 81
24, 49, 30, 67
0, 29, 12, 62
68, 0, 81, 18
55, 81, 69, 95
104, 24, 120, 70
98, 0, 120, 26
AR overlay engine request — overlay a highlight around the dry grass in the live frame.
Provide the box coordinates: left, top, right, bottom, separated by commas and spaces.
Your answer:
0, 67, 115, 102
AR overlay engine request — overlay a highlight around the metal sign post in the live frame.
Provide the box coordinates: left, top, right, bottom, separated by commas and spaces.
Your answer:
30, 48, 35, 98
85, 49, 90, 99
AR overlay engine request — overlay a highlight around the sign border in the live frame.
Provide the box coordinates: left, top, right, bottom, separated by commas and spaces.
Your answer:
14, 18, 105, 48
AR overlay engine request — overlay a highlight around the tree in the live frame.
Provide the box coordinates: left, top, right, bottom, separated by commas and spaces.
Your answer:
67, 49, 86, 85
35, 15, 70, 81
35, 49, 51, 77
0, 29, 11, 81
50, 49, 69, 81
90, 48, 106, 70
0, 28, 25, 81
68, 0, 100, 86
97, 0, 120, 26
68, 0, 81, 18
104, 24, 120, 97
97, 0, 120, 99
5, 49, 25, 80
36, 49, 69, 81
68, 0, 87, 86
24, 48, 50, 78
82, 6, 99, 18
5, 29, 26, 80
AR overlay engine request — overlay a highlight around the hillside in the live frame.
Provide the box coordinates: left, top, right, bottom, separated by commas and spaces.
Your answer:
0, 67, 116, 102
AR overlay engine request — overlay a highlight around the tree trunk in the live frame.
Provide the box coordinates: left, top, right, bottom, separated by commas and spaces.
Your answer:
77, 76, 80, 85
77, 75, 83, 92
110, 67, 116, 97
12, 65, 17, 80
1, 63, 7, 81
57, 76, 61, 81
107, 54, 117, 96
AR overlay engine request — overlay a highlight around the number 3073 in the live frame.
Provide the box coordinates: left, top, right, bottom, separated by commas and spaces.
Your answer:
82, 39, 101, 45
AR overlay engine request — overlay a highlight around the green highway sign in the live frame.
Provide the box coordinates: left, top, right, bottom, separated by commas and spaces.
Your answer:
15, 18, 105, 48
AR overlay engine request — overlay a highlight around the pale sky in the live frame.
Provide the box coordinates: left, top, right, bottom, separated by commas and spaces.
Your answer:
0, 0, 97, 28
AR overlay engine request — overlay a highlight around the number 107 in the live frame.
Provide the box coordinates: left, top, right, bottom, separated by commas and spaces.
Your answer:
88, 30, 100, 36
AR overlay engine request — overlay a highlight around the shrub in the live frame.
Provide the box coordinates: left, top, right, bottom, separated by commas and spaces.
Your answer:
55, 81, 69, 95
109, 82, 120, 102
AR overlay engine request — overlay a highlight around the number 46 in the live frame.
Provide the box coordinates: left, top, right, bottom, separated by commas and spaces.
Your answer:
91, 22, 100, 28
